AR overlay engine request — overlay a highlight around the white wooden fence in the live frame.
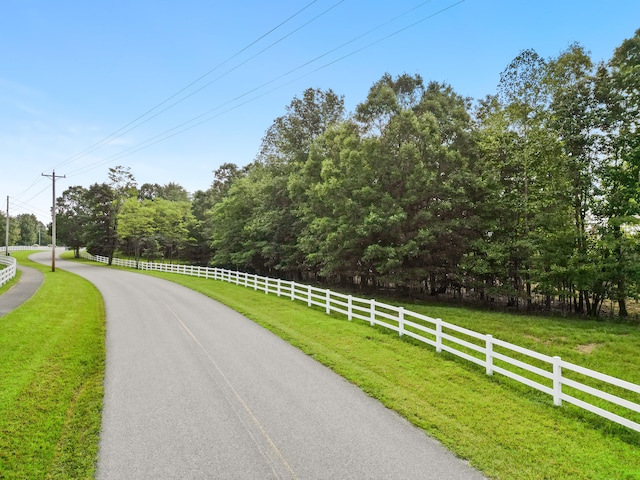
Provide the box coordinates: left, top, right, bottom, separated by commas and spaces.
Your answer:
0, 255, 17, 287
81, 251, 640, 434
3, 245, 51, 252
0, 246, 51, 286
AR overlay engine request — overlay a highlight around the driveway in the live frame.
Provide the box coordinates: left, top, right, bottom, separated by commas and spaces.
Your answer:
31, 252, 484, 479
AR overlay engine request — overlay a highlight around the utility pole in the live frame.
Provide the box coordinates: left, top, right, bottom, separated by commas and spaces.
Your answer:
42, 170, 66, 272
5, 196, 8, 257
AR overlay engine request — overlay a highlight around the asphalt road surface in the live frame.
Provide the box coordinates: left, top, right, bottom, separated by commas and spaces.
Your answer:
0, 263, 43, 317
31, 252, 484, 479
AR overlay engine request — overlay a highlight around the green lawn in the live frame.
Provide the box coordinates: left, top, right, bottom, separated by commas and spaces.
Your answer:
126, 267, 640, 480
2, 249, 635, 479
0, 251, 105, 479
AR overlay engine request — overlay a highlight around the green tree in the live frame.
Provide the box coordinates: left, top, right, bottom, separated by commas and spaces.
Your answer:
117, 197, 155, 266
152, 199, 193, 262
209, 172, 260, 270
492, 49, 571, 309
104, 166, 137, 264
298, 75, 479, 292
258, 88, 345, 166
15, 214, 39, 245
57, 186, 89, 257
545, 43, 600, 313
139, 182, 190, 202
594, 29, 640, 316
0, 211, 20, 247
210, 87, 345, 276
83, 183, 118, 261
189, 163, 250, 265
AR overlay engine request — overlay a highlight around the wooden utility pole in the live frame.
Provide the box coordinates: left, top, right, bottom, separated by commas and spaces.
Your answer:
42, 170, 66, 271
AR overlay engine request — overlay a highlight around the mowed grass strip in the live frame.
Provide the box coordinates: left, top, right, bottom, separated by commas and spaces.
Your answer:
121, 267, 640, 480
0, 251, 105, 479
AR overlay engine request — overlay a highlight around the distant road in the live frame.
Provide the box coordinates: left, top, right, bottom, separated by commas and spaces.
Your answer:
31, 252, 484, 479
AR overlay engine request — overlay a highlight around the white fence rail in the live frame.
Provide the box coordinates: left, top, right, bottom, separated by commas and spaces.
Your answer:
0, 246, 51, 286
0, 255, 17, 287
81, 251, 640, 434
3, 245, 51, 252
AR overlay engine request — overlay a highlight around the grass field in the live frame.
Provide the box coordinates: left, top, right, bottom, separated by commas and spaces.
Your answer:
8, 250, 638, 479
0, 251, 105, 479
123, 267, 640, 480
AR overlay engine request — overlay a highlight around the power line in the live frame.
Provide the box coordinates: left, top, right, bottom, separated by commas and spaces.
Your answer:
8, 1, 325, 207
48, 0, 324, 174
66, 0, 466, 177
12, 0, 467, 213
13, 175, 46, 201
12, 187, 52, 215
93, 0, 346, 146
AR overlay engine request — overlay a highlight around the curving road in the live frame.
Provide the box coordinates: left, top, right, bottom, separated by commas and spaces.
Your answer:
0, 263, 43, 317
31, 252, 484, 479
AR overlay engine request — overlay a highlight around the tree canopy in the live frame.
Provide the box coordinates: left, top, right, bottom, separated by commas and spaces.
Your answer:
52, 30, 640, 318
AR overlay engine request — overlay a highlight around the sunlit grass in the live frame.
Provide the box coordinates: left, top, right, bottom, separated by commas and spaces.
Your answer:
0, 251, 105, 479
121, 267, 640, 480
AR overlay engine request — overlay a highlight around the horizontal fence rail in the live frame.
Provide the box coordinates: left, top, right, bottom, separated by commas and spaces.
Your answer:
0, 246, 50, 286
0, 255, 17, 287
81, 251, 640, 434
3, 245, 52, 252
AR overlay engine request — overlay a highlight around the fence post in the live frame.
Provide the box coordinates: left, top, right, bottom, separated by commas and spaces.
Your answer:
399, 307, 404, 336
347, 295, 353, 321
325, 290, 331, 315
370, 299, 376, 326
254, 274, 258, 291
436, 318, 442, 353
486, 334, 493, 376
307, 284, 312, 307
277, 279, 281, 297
245, 273, 248, 288
265, 278, 269, 295
553, 356, 562, 406
290, 281, 295, 301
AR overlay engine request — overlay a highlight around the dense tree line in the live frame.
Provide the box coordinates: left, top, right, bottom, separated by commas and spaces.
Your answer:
56, 166, 195, 265
1, 212, 50, 247
57, 30, 640, 317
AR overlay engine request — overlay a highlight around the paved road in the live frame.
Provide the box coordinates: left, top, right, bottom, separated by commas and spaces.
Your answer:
31, 252, 484, 480
0, 263, 43, 317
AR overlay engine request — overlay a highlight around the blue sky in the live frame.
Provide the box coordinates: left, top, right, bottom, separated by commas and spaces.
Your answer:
1, 0, 639, 223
